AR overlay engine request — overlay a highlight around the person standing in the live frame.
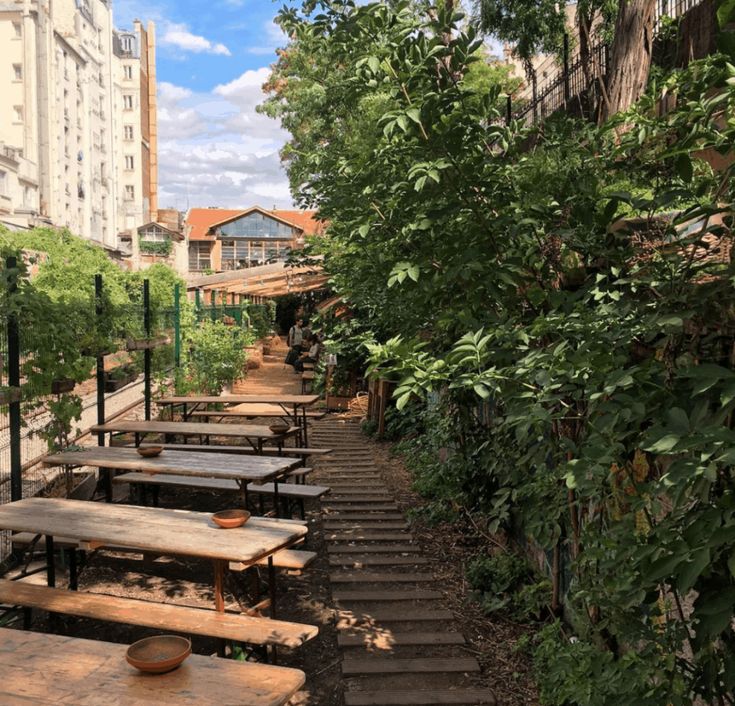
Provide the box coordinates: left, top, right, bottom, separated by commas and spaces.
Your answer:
285, 318, 304, 367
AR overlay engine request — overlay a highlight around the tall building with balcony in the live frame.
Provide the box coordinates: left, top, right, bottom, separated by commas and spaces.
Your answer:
0, 1, 156, 251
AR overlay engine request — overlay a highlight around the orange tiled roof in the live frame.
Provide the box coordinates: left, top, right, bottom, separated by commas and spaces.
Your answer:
186, 206, 323, 241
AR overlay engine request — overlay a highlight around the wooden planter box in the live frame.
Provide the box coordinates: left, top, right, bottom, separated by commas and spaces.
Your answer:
104, 371, 138, 392
51, 378, 76, 395
326, 394, 352, 411
125, 335, 171, 352
0, 387, 21, 405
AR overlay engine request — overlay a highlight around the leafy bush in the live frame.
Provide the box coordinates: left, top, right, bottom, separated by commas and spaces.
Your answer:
183, 320, 254, 395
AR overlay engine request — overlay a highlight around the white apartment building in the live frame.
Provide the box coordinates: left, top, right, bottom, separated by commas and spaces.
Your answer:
0, 0, 156, 250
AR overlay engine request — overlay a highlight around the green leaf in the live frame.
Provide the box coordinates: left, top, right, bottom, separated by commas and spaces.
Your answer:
718, 0, 735, 27
646, 434, 680, 454
367, 56, 380, 73
675, 153, 693, 183
677, 547, 710, 593
406, 108, 421, 124
728, 550, 735, 579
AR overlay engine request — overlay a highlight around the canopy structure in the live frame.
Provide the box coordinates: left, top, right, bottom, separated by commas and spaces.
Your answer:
187, 261, 328, 300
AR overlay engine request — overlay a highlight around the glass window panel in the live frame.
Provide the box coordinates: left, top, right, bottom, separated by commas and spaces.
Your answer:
219, 212, 296, 239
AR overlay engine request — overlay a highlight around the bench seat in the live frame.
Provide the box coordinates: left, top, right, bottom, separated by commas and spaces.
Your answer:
113, 473, 330, 504
133, 442, 332, 459
188, 410, 327, 420
0, 579, 317, 648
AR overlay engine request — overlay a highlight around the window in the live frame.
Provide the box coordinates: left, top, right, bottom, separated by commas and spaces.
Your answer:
0, 170, 7, 196
12, 23, 21, 38
124, 125, 134, 140
219, 212, 296, 239
120, 34, 135, 53
13, 64, 22, 80
23, 185, 34, 207
124, 155, 134, 170
189, 242, 212, 271
124, 185, 135, 200
124, 65, 133, 80
13, 105, 22, 122
123, 95, 133, 110
221, 239, 250, 270
140, 226, 169, 243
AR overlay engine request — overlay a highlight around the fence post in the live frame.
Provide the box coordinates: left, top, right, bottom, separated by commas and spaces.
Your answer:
173, 283, 181, 370
6, 257, 22, 502
143, 279, 151, 421
563, 33, 570, 104
505, 94, 512, 126
95, 274, 113, 502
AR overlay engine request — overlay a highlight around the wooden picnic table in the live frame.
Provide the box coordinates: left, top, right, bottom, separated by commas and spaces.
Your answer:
43, 446, 300, 510
0, 627, 305, 705
90, 420, 300, 454
156, 395, 320, 445
0, 498, 307, 612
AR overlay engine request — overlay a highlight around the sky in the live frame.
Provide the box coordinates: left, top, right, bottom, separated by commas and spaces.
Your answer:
113, 0, 293, 211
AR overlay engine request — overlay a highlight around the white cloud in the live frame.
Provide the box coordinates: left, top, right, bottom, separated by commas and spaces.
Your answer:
154, 73, 293, 210
160, 22, 231, 56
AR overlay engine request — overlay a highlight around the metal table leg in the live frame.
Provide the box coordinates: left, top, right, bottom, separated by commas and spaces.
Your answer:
45, 536, 56, 588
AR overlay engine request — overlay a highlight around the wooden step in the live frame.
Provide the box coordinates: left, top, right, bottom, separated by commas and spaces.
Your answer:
324, 514, 405, 521
325, 522, 409, 531
330, 572, 434, 583
327, 498, 397, 505
322, 504, 399, 512
329, 557, 429, 567
327, 533, 415, 542
333, 591, 441, 602
328, 545, 418, 554
337, 608, 452, 623
338, 632, 465, 648
344, 689, 497, 705
342, 657, 479, 675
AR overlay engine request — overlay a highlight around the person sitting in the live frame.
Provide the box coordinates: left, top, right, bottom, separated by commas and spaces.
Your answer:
294, 335, 321, 373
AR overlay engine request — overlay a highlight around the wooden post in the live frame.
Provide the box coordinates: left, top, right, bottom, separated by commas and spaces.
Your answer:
563, 33, 570, 104
173, 283, 181, 370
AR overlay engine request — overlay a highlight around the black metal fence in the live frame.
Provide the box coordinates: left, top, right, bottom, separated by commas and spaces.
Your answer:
510, 0, 708, 126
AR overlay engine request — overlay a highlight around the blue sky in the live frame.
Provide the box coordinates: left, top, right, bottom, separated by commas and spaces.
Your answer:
113, 0, 293, 211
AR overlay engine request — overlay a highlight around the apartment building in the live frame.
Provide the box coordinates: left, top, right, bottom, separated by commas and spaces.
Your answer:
0, 1, 156, 250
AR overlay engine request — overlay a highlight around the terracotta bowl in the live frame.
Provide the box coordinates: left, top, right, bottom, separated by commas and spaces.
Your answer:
212, 509, 251, 529
269, 423, 290, 434
126, 635, 191, 674
137, 446, 163, 458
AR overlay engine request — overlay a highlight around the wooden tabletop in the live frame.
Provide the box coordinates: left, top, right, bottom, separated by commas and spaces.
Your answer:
157, 395, 319, 407
91, 420, 299, 440
0, 498, 308, 563
43, 447, 299, 483
0, 627, 305, 705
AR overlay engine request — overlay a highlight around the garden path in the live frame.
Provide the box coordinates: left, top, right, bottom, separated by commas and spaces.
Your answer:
235, 342, 498, 705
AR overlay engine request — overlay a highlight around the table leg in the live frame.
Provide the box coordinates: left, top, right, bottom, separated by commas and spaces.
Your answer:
273, 481, 281, 518
238, 481, 249, 510
301, 406, 309, 447
68, 549, 78, 591
213, 559, 225, 612
45, 535, 56, 588
268, 555, 277, 619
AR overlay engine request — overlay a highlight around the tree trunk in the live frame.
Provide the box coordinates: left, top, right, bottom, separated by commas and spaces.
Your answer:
603, 0, 656, 121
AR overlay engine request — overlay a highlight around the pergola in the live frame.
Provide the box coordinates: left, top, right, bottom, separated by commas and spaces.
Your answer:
187, 261, 328, 303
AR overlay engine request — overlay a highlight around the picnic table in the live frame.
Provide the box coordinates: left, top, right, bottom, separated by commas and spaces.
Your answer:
156, 395, 320, 445
0, 627, 305, 705
43, 446, 299, 509
0, 498, 307, 613
90, 420, 300, 454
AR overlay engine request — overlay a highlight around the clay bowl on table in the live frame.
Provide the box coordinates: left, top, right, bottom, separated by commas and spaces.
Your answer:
126, 635, 191, 674
212, 509, 251, 529
137, 446, 163, 458
269, 423, 290, 434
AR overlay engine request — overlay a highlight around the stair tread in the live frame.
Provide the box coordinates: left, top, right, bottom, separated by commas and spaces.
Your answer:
343, 689, 497, 705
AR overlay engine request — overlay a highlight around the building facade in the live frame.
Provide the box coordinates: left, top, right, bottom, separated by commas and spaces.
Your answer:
0, 0, 156, 250
185, 206, 324, 276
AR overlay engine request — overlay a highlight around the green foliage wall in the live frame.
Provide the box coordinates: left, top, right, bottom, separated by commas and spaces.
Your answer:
264, 1, 735, 702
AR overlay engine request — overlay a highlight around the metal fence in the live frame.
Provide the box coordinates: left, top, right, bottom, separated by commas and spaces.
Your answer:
511, 0, 708, 126
0, 266, 184, 563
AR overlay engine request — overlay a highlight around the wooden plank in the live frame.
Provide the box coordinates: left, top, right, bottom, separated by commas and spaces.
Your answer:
338, 632, 465, 647
329, 557, 428, 567
92, 420, 298, 441
337, 608, 452, 622
333, 591, 441, 601
136, 443, 332, 457
326, 533, 415, 542
342, 657, 479, 675
158, 395, 319, 406
324, 514, 405, 521
0, 580, 317, 647
330, 572, 434, 583
0, 627, 304, 705
344, 690, 497, 705
44, 447, 298, 482
324, 523, 409, 530
0, 498, 307, 564
328, 545, 417, 554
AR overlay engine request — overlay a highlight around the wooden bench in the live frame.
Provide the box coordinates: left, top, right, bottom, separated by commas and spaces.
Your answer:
113, 473, 330, 519
0, 579, 318, 649
129, 443, 332, 468
301, 372, 316, 395
188, 410, 327, 421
